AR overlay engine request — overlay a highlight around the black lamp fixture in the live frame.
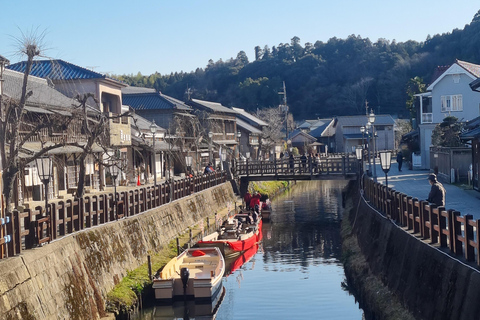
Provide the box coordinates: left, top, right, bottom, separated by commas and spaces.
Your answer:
355, 146, 363, 175
368, 110, 377, 181
110, 158, 119, 219
36, 155, 53, 241
379, 150, 392, 188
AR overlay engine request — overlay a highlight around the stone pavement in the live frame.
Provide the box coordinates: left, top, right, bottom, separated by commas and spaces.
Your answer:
371, 159, 480, 220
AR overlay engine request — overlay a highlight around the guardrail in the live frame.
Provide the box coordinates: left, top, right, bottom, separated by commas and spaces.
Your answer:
0, 171, 227, 260
235, 154, 358, 177
363, 176, 480, 267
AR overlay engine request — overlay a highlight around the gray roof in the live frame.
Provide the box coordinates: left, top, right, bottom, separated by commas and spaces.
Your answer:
131, 113, 166, 133
123, 87, 191, 111
231, 107, 268, 127
336, 114, 395, 127
3, 69, 77, 109
190, 99, 237, 115
236, 118, 262, 134
309, 121, 333, 138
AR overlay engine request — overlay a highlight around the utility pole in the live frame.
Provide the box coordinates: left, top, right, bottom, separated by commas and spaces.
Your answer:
279, 81, 288, 142
185, 85, 193, 100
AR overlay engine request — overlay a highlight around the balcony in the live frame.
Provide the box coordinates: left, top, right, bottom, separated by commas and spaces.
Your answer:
421, 113, 433, 124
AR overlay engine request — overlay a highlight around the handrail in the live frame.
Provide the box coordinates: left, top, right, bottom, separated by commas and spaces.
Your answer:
362, 176, 480, 268
236, 155, 358, 177
0, 171, 227, 259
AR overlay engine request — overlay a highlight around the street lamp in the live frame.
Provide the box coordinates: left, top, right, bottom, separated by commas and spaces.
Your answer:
221, 148, 227, 171
185, 155, 193, 174
236, 131, 241, 158
110, 159, 119, 219
36, 156, 52, 241
368, 110, 377, 181
355, 146, 363, 176
365, 122, 372, 176
208, 131, 214, 165
379, 151, 392, 188
360, 126, 365, 149
149, 120, 158, 188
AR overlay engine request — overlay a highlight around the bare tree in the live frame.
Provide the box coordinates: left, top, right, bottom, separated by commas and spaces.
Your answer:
0, 35, 76, 216
256, 107, 286, 156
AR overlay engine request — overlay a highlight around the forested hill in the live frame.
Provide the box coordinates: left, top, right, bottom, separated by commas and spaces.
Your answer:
117, 10, 480, 120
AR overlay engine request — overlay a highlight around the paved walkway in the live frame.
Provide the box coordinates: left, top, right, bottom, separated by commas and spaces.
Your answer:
371, 160, 480, 220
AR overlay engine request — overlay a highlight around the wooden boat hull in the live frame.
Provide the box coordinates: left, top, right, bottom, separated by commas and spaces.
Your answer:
152, 247, 225, 302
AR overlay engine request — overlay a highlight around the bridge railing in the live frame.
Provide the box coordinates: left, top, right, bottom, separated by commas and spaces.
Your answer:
363, 176, 480, 267
0, 171, 227, 260
236, 154, 359, 177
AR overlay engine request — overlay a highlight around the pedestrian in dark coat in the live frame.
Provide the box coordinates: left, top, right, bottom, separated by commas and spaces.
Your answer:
396, 151, 403, 172
427, 174, 446, 207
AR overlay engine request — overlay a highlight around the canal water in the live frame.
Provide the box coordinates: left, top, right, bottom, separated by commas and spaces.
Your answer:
134, 180, 364, 319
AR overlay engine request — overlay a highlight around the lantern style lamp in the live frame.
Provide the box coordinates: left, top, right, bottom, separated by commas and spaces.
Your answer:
208, 131, 213, 163
36, 156, 53, 241
355, 146, 363, 176
368, 110, 377, 180
149, 120, 158, 188
379, 150, 392, 188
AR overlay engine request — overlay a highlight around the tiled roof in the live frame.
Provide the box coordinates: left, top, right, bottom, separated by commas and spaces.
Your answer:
429, 65, 450, 85
131, 113, 166, 132
457, 60, 480, 78
236, 118, 262, 134
0, 54, 9, 64
7, 59, 125, 86
3, 69, 76, 109
231, 107, 268, 127
122, 87, 191, 111
309, 122, 332, 137
190, 98, 237, 115
336, 114, 395, 126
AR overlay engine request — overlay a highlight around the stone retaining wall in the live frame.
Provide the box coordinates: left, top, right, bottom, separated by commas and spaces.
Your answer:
352, 186, 480, 320
0, 183, 236, 320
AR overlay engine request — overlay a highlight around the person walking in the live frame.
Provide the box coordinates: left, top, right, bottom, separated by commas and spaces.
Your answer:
396, 151, 403, 172
426, 174, 446, 207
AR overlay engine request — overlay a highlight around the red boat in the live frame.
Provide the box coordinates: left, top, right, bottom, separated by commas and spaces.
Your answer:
197, 213, 262, 259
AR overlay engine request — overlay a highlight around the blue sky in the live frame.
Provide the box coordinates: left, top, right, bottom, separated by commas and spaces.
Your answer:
0, 1, 478, 76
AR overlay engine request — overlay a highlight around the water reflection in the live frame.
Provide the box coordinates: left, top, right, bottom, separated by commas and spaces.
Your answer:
133, 180, 363, 320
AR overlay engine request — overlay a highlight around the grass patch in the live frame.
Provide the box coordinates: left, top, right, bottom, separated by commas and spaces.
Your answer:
250, 181, 289, 196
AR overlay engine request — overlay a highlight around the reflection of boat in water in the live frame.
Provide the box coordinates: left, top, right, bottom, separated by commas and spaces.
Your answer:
152, 287, 226, 320
152, 247, 224, 303
197, 213, 262, 259
224, 243, 259, 276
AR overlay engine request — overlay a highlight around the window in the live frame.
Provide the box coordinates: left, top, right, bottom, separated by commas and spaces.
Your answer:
441, 95, 463, 112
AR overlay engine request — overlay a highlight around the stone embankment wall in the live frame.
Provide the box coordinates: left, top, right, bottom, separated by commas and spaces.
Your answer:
0, 183, 236, 320
349, 182, 480, 320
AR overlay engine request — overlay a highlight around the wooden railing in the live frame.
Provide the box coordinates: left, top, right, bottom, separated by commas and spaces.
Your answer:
0, 171, 227, 259
235, 154, 359, 178
363, 177, 480, 267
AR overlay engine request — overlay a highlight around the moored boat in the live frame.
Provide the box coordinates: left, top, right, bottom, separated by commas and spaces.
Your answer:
196, 213, 262, 259
152, 247, 225, 302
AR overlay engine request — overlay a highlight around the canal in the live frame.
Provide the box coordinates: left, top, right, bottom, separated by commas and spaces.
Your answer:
134, 180, 364, 319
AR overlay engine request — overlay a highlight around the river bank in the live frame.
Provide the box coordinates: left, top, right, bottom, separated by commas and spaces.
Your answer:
341, 180, 415, 320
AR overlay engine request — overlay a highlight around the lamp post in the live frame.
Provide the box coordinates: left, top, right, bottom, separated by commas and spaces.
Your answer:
379, 151, 392, 188
355, 146, 363, 176
110, 159, 119, 219
208, 131, 213, 164
368, 110, 377, 181
365, 122, 372, 176
185, 155, 193, 174
360, 126, 365, 149
236, 131, 241, 159
221, 148, 227, 171
36, 156, 52, 241
149, 120, 158, 188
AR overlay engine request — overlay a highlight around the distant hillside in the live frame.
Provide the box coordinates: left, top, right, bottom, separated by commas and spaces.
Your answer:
117, 10, 480, 120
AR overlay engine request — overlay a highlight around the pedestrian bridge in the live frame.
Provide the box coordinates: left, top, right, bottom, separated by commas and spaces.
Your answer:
234, 155, 360, 182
